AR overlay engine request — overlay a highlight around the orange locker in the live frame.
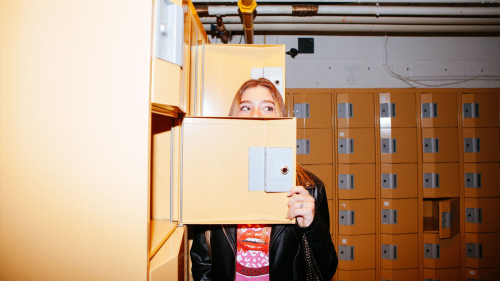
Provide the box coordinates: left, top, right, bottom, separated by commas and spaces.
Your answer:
422, 163, 460, 198
337, 129, 375, 164
380, 269, 419, 281
463, 128, 500, 163
293, 91, 332, 129
466, 233, 500, 268
423, 233, 461, 269
462, 92, 499, 128
338, 234, 376, 270
379, 91, 417, 128
464, 163, 500, 198
337, 269, 375, 281
296, 129, 333, 165
338, 164, 376, 200
380, 128, 418, 163
339, 199, 375, 235
423, 198, 460, 239
420, 92, 458, 128
380, 164, 418, 199
381, 199, 418, 234
423, 268, 461, 281
302, 164, 333, 200
422, 128, 459, 163
337, 91, 375, 128
381, 233, 419, 269
465, 197, 500, 233
466, 267, 500, 281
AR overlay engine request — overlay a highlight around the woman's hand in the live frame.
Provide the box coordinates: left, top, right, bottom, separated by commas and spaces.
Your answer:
286, 186, 315, 228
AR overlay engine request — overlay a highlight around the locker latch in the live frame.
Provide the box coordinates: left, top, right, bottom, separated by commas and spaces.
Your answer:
464, 103, 479, 118
381, 174, 397, 189
338, 245, 354, 261
442, 211, 452, 228
466, 208, 482, 224
380, 103, 396, 118
465, 173, 482, 188
155, 0, 184, 66
424, 243, 441, 259
248, 147, 293, 192
296, 139, 310, 155
381, 209, 398, 225
423, 138, 439, 153
422, 103, 438, 118
466, 243, 483, 259
464, 138, 481, 153
294, 103, 310, 119
381, 244, 397, 260
381, 138, 397, 154
423, 173, 440, 189
339, 210, 355, 225
338, 103, 353, 118
338, 174, 355, 190
338, 139, 354, 154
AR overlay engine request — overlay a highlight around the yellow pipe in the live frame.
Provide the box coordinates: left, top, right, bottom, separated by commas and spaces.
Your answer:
238, 0, 257, 44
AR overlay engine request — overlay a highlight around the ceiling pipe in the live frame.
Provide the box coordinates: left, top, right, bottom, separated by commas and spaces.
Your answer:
238, 0, 257, 44
202, 23, 500, 32
193, 0, 500, 3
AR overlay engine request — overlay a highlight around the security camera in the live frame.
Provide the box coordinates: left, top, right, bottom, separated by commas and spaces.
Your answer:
286, 48, 298, 59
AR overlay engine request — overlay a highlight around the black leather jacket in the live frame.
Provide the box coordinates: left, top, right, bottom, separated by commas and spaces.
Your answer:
190, 180, 338, 281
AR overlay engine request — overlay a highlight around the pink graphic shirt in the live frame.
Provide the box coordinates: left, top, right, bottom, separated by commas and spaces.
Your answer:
235, 224, 271, 281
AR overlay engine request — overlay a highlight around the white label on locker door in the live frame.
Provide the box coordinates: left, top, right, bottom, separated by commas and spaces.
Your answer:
381, 96, 386, 102
342, 239, 347, 244
384, 201, 389, 206
340, 132, 344, 137
470, 271, 475, 275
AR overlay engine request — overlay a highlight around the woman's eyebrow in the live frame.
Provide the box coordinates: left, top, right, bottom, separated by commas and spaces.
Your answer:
260, 100, 275, 105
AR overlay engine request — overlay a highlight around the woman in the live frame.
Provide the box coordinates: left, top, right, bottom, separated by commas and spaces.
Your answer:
191, 78, 338, 281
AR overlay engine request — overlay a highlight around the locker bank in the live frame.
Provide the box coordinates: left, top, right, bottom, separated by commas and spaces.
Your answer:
1, 1, 500, 281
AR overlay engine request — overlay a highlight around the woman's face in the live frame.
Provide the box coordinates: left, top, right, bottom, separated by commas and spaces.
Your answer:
236, 86, 278, 117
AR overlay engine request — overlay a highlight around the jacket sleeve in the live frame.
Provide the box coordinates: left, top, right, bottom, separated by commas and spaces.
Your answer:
296, 183, 339, 280
190, 225, 212, 281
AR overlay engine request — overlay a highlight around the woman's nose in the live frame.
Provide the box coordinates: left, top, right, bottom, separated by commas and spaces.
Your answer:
251, 109, 261, 117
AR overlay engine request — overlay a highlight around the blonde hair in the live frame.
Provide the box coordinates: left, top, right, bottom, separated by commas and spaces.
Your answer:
228, 78, 287, 117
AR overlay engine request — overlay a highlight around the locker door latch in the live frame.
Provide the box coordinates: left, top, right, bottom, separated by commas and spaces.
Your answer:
381, 244, 397, 260
339, 174, 354, 190
338, 139, 354, 154
442, 212, 452, 228
155, 0, 184, 66
464, 103, 479, 118
422, 103, 438, 118
382, 209, 398, 225
248, 147, 293, 192
466, 208, 482, 224
380, 103, 396, 118
423, 138, 439, 153
338, 103, 353, 118
338, 245, 354, 261
464, 138, 481, 153
294, 103, 310, 119
466, 243, 483, 259
381, 138, 397, 154
465, 173, 482, 188
424, 243, 441, 259
381, 174, 397, 189
423, 173, 440, 189
339, 210, 355, 225
296, 139, 310, 155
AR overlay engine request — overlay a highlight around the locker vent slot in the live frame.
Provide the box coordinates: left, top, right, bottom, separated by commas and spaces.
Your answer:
293, 103, 310, 119
338, 139, 354, 154
338, 245, 354, 261
381, 244, 397, 260
339, 210, 355, 225
339, 174, 354, 190
381, 174, 397, 189
465, 173, 482, 188
466, 243, 483, 259
338, 103, 353, 118
464, 138, 481, 153
296, 139, 310, 155
424, 243, 440, 259
466, 208, 482, 224
423, 173, 440, 189
464, 103, 479, 118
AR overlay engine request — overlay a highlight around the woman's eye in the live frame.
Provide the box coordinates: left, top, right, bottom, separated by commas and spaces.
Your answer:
239, 106, 251, 111
263, 106, 275, 111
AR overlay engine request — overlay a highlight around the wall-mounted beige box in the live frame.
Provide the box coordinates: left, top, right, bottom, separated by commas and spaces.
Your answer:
181, 117, 296, 224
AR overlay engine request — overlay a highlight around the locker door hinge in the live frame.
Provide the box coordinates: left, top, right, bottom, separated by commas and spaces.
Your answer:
338, 245, 354, 261
338, 103, 353, 118
293, 103, 310, 118
464, 138, 481, 153
465, 173, 482, 188
466, 208, 482, 224
381, 174, 397, 189
338, 174, 354, 190
464, 103, 479, 118
466, 243, 483, 259
423, 173, 440, 188
442, 211, 452, 228
381, 209, 398, 225
296, 139, 310, 155
424, 243, 441, 259
248, 147, 293, 192
338, 139, 354, 154
155, 0, 184, 66
381, 244, 397, 260
380, 103, 396, 118
422, 103, 438, 118
381, 138, 397, 154
339, 210, 355, 225
423, 138, 439, 153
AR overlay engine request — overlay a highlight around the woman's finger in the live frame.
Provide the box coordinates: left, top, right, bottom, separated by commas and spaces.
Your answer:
286, 201, 314, 219
287, 194, 313, 207
287, 185, 308, 196
288, 203, 314, 220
